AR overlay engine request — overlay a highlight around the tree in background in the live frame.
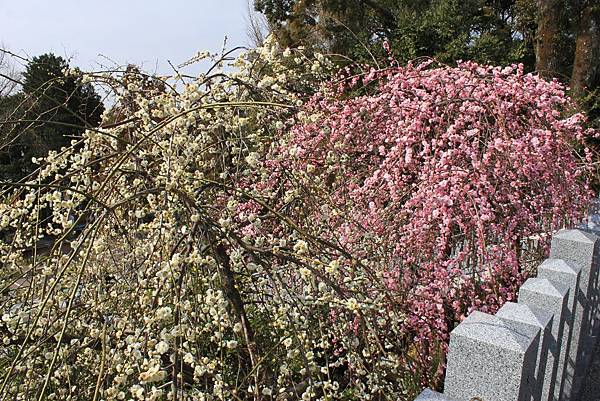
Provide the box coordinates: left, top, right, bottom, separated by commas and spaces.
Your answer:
254, 1, 536, 66
255, 0, 598, 95
255, 0, 600, 188
570, 1, 600, 98
536, 0, 599, 95
254, 0, 397, 61
21, 54, 104, 152
535, 0, 600, 188
0, 53, 104, 182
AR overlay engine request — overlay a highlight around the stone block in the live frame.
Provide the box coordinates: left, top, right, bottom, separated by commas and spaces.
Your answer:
519, 277, 570, 401
497, 302, 553, 401
550, 230, 599, 331
549, 230, 600, 398
537, 258, 581, 400
444, 311, 540, 401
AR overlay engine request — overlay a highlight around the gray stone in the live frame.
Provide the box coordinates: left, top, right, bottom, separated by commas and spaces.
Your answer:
444, 311, 540, 401
550, 230, 599, 331
519, 277, 570, 401
414, 389, 455, 400
497, 302, 553, 401
537, 258, 581, 400
549, 230, 600, 399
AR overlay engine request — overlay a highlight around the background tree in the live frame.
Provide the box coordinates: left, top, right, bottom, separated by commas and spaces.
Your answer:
21, 54, 104, 150
254, 0, 398, 60
0, 53, 104, 182
390, 0, 536, 67
254, 0, 537, 67
570, 1, 600, 98
535, 0, 564, 78
255, 0, 598, 92
535, 0, 599, 95
256, 0, 600, 188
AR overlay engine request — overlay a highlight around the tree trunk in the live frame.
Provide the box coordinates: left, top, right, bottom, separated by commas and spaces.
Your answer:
535, 0, 563, 78
570, 1, 600, 97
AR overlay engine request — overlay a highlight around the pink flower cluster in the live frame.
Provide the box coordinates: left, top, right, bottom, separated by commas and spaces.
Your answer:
258, 61, 595, 384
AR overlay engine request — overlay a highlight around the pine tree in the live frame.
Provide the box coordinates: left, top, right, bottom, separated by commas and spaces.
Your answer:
0, 53, 104, 182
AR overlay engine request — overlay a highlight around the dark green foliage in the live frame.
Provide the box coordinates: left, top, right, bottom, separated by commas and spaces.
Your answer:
21, 54, 104, 151
255, 0, 398, 60
0, 54, 104, 182
254, 0, 538, 69
389, 0, 535, 67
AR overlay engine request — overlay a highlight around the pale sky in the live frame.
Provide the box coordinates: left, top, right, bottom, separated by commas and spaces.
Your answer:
0, 0, 253, 75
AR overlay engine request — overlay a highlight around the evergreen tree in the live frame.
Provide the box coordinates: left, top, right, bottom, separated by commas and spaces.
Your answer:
0, 53, 104, 182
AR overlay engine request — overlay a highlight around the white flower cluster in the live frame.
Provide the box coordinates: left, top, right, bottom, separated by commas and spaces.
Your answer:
0, 35, 413, 401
